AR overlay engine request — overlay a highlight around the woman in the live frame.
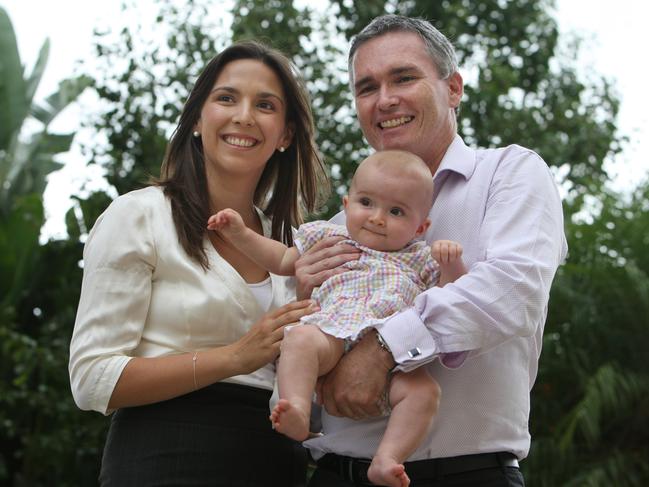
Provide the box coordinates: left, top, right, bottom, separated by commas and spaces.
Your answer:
69, 41, 328, 486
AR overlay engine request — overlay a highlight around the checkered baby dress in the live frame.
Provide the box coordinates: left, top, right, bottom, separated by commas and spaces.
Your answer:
295, 221, 440, 342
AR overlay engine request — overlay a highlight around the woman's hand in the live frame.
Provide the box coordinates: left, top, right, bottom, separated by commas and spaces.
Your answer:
108, 300, 317, 409
230, 299, 318, 374
294, 237, 360, 300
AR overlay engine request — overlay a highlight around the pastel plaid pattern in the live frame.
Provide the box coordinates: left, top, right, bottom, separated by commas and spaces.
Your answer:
296, 221, 440, 340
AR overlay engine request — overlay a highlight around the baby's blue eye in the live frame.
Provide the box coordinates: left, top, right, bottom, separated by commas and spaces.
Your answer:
390, 207, 404, 216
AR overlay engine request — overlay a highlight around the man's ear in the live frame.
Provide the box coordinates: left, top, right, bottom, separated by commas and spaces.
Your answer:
447, 71, 463, 109
415, 218, 431, 237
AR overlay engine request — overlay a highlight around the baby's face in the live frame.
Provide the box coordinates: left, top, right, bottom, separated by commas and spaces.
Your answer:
344, 165, 431, 252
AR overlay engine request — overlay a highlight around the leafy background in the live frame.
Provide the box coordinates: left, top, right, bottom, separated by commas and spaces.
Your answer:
1, 1, 647, 485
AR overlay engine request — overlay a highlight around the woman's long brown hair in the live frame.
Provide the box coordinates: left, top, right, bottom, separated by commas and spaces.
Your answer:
156, 41, 328, 269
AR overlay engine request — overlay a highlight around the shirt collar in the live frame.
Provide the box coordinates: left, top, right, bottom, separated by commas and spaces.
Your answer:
434, 135, 476, 181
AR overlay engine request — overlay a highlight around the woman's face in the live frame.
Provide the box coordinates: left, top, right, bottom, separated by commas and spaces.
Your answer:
195, 59, 293, 184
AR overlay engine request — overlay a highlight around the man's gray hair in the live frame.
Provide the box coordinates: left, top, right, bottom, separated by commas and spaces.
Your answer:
348, 14, 459, 86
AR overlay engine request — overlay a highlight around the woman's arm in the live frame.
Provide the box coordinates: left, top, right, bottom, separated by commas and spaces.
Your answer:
107, 300, 316, 409
69, 192, 316, 413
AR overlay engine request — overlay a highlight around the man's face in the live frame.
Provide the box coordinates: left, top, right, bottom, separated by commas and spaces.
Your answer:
351, 31, 463, 170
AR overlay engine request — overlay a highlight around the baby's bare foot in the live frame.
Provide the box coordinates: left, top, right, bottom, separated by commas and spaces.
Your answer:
367, 455, 410, 487
269, 399, 309, 441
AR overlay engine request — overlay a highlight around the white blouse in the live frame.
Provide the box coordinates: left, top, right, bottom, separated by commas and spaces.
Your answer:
69, 186, 295, 415
247, 277, 273, 312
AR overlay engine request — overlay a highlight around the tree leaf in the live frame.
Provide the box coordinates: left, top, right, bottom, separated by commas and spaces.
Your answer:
24, 39, 50, 107
0, 7, 29, 151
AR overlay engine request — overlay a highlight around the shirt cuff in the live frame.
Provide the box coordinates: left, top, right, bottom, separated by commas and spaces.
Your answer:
375, 308, 438, 372
95, 356, 132, 415
376, 308, 470, 371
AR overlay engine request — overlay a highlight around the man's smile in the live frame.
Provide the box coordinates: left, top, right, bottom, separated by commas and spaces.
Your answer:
379, 116, 413, 129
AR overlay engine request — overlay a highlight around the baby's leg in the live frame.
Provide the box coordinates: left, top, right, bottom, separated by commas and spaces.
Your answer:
271, 325, 344, 441
367, 368, 440, 487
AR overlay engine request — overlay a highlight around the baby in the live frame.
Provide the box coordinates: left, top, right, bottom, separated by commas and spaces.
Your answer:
208, 150, 466, 487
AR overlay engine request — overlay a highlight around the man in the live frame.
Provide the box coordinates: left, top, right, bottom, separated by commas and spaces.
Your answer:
295, 14, 568, 487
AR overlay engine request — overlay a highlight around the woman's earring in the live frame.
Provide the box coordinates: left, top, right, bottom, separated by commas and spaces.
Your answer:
278, 146, 285, 153
193, 131, 200, 138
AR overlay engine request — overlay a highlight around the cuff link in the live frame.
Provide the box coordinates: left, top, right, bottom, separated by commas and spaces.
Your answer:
407, 347, 422, 358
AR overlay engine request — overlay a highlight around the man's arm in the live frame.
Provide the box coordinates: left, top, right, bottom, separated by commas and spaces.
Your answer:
317, 329, 394, 418
320, 148, 567, 416
378, 149, 568, 371
315, 240, 465, 419
294, 214, 361, 300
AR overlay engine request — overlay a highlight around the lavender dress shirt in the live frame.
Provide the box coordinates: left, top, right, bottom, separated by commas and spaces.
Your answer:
305, 135, 568, 461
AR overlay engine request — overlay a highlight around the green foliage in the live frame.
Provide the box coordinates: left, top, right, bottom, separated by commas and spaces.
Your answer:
331, 0, 620, 214
85, 1, 226, 195
231, 0, 311, 57
0, 6, 101, 486
1, 237, 108, 486
0, 8, 91, 215
529, 183, 649, 485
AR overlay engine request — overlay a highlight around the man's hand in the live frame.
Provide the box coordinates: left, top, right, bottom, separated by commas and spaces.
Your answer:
317, 330, 395, 419
294, 236, 360, 300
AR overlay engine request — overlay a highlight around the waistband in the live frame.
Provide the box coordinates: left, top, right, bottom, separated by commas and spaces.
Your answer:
316, 451, 519, 484
112, 382, 272, 428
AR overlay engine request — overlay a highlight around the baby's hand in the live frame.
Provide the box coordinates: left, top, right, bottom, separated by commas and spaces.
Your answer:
207, 208, 246, 236
431, 240, 463, 264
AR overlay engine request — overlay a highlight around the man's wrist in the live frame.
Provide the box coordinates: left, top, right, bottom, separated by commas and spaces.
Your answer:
374, 330, 396, 371
375, 330, 391, 353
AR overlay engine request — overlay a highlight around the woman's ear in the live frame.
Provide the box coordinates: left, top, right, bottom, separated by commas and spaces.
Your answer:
279, 122, 295, 151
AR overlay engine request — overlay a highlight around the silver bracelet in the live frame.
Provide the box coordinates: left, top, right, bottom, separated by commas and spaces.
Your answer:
192, 351, 199, 390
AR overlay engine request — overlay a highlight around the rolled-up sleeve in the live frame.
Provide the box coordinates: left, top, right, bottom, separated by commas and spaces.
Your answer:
69, 194, 157, 414
376, 146, 568, 371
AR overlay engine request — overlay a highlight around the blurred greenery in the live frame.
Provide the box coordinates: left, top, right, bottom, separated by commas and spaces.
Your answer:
0, 6, 103, 486
1, 1, 647, 485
